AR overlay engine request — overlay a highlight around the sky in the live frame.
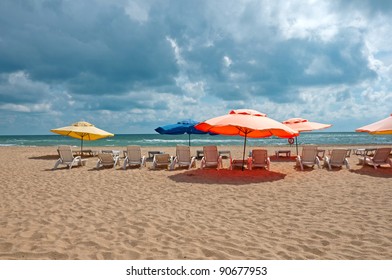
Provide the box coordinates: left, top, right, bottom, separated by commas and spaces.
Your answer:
1, 0, 392, 135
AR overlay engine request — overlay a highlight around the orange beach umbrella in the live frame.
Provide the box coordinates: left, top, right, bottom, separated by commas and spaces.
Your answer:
356, 113, 392, 135
282, 118, 332, 154
195, 109, 299, 170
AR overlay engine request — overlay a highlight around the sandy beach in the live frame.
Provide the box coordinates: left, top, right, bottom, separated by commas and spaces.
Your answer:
0, 145, 391, 260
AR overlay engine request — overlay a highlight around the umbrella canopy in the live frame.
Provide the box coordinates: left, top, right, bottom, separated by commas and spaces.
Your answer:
282, 118, 332, 132
155, 119, 213, 146
51, 121, 114, 154
282, 118, 332, 154
195, 109, 299, 170
356, 113, 392, 135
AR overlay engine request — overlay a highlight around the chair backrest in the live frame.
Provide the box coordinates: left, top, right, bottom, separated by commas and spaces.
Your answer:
57, 145, 74, 162
330, 149, 348, 163
176, 145, 191, 162
301, 146, 318, 161
155, 153, 170, 163
252, 149, 268, 163
372, 148, 392, 163
126, 145, 142, 162
203, 146, 219, 163
98, 153, 114, 164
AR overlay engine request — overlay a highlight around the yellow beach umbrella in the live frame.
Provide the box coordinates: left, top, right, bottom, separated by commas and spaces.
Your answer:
51, 121, 114, 154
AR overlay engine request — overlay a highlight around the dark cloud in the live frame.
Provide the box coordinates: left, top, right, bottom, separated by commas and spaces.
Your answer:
0, 0, 390, 134
0, 0, 178, 96
180, 29, 376, 103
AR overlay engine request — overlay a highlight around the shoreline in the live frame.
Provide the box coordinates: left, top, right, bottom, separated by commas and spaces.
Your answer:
1, 145, 391, 260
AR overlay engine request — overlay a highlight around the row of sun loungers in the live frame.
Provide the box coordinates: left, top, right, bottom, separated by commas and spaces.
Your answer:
53, 145, 392, 171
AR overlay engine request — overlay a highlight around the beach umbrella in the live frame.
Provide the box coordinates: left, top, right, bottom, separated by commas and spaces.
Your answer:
50, 121, 114, 155
282, 118, 332, 155
195, 109, 299, 170
356, 113, 392, 135
155, 119, 213, 146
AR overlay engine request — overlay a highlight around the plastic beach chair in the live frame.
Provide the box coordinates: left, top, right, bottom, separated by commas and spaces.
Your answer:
200, 146, 223, 169
248, 149, 270, 170
324, 149, 350, 170
123, 145, 146, 169
53, 145, 87, 170
170, 145, 196, 170
296, 145, 320, 171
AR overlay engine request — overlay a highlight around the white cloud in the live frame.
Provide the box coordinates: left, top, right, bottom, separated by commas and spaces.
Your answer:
124, 0, 149, 23
0, 103, 51, 113
166, 36, 185, 66
223, 56, 232, 68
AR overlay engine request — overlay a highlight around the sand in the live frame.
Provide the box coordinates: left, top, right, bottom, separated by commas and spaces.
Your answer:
0, 145, 391, 260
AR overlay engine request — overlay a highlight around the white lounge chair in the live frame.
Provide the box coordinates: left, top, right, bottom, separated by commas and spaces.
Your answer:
296, 145, 320, 171
123, 145, 146, 169
358, 147, 392, 169
53, 145, 87, 170
200, 146, 223, 169
248, 149, 270, 170
324, 149, 350, 170
170, 145, 196, 170
152, 153, 172, 170
96, 152, 120, 169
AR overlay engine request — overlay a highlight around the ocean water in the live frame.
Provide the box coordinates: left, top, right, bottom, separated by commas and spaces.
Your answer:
0, 132, 391, 147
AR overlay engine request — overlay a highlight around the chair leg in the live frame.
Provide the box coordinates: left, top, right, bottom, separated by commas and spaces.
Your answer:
200, 158, 205, 169
53, 159, 62, 170
345, 159, 350, 170
189, 157, 195, 170
169, 159, 176, 170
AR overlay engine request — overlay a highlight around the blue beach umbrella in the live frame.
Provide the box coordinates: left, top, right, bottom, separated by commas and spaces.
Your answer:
155, 119, 213, 146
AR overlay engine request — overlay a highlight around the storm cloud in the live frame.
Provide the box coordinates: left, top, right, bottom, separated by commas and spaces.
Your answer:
0, 0, 391, 134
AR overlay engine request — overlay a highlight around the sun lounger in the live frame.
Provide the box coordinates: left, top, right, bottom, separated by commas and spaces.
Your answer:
200, 146, 223, 169
248, 149, 270, 170
152, 153, 172, 170
148, 151, 163, 159
324, 149, 350, 170
358, 147, 392, 169
96, 152, 120, 169
296, 145, 320, 171
53, 145, 87, 170
123, 145, 146, 169
170, 145, 196, 170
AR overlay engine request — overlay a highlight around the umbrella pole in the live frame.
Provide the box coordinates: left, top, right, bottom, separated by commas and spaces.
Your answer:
295, 136, 298, 155
242, 133, 247, 171
81, 136, 84, 158
188, 134, 191, 146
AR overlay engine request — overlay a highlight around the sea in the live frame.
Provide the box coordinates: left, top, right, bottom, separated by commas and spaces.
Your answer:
0, 132, 391, 147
